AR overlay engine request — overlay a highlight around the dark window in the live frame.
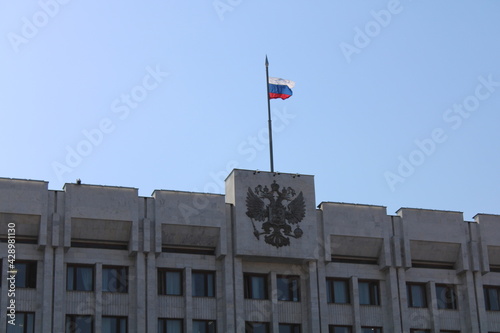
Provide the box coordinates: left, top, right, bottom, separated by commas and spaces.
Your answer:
102, 316, 127, 333
245, 322, 270, 333
410, 330, 430, 333
192, 320, 216, 333
436, 284, 457, 310
407, 283, 427, 308
359, 280, 380, 305
362, 327, 382, 333
67, 265, 94, 291
15, 261, 37, 288
66, 315, 93, 333
244, 274, 268, 300
484, 286, 500, 311
440, 331, 460, 333
158, 318, 183, 333
278, 323, 301, 333
158, 269, 183, 296
192, 271, 215, 297
411, 261, 454, 270
103, 266, 128, 293
331, 256, 378, 265
277, 275, 300, 302
6, 312, 34, 333
162, 246, 215, 255
329, 326, 352, 333
326, 278, 350, 304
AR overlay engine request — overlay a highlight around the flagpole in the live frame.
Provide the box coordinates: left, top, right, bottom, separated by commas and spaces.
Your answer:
265, 55, 274, 172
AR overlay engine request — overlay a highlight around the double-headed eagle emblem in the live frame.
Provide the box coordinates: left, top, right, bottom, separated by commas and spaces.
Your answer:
245, 180, 306, 248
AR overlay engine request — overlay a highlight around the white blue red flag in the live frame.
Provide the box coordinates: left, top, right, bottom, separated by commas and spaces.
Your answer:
268, 77, 295, 100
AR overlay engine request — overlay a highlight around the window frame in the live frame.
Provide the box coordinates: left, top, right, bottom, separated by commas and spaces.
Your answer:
15, 261, 37, 289
158, 318, 183, 333
65, 315, 94, 333
329, 325, 352, 333
192, 270, 215, 297
358, 280, 380, 306
102, 316, 127, 333
407, 283, 428, 308
278, 323, 301, 333
192, 319, 216, 333
6, 311, 35, 333
277, 275, 301, 302
361, 327, 383, 333
244, 273, 269, 300
326, 278, 350, 304
158, 269, 183, 296
66, 264, 95, 292
484, 285, 500, 311
102, 266, 128, 293
245, 321, 270, 333
436, 284, 458, 310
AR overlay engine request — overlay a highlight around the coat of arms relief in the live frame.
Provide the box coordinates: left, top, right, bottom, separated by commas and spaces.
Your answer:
245, 180, 306, 248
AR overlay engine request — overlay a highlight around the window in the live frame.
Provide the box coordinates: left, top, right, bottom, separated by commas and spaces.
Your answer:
158, 269, 183, 296
329, 326, 352, 333
359, 280, 380, 305
192, 271, 215, 297
410, 330, 430, 333
158, 318, 183, 333
407, 283, 427, 308
103, 266, 128, 293
102, 316, 127, 333
244, 274, 268, 300
277, 275, 300, 302
436, 284, 457, 310
245, 322, 270, 333
326, 278, 350, 304
192, 320, 216, 333
6, 312, 34, 333
66, 315, 93, 333
278, 323, 301, 333
484, 286, 500, 311
15, 261, 37, 288
67, 265, 94, 291
440, 331, 460, 333
362, 327, 382, 333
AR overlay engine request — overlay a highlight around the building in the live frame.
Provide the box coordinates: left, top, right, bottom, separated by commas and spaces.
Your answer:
0, 169, 499, 333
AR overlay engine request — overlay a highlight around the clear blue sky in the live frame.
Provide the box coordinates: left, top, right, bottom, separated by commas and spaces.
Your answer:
1, 0, 499, 219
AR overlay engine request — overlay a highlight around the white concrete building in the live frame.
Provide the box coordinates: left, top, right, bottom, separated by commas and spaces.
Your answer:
0, 169, 499, 333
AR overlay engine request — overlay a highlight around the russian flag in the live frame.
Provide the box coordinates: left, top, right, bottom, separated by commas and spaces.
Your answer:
268, 77, 295, 100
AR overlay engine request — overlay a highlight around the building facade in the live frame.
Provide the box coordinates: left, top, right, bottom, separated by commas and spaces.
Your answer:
0, 169, 499, 333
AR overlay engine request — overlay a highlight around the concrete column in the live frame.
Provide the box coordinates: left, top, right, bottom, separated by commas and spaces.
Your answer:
317, 260, 330, 333
386, 267, 402, 333
135, 253, 146, 333
95, 262, 102, 332
306, 261, 320, 332
52, 247, 65, 332
146, 252, 157, 333
234, 257, 247, 331
270, 271, 278, 333
351, 276, 361, 333
185, 267, 193, 332
428, 281, 439, 332
41, 246, 54, 332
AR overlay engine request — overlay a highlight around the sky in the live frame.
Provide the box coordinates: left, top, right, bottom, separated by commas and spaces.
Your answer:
1, 0, 499, 220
